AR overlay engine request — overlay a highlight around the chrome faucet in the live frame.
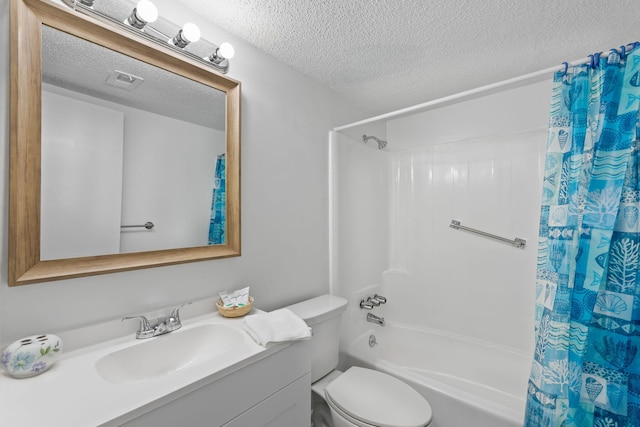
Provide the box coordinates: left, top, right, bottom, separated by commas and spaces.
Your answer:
372, 294, 387, 304
123, 302, 192, 339
360, 299, 375, 310
367, 313, 385, 326
360, 294, 388, 310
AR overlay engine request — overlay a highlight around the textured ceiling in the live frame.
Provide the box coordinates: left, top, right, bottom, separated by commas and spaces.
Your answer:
42, 25, 226, 130
176, 0, 640, 116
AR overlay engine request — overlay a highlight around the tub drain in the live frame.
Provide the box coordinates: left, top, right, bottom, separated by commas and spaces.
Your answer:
369, 334, 377, 347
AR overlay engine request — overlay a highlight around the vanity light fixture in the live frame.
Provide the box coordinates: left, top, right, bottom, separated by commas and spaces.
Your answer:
61, 0, 234, 74
170, 23, 201, 48
125, 0, 158, 30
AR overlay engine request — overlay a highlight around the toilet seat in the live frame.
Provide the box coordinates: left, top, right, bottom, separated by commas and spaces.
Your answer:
325, 367, 432, 427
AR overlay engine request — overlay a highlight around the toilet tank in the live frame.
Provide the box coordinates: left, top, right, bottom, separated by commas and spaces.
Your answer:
286, 294, 347, 382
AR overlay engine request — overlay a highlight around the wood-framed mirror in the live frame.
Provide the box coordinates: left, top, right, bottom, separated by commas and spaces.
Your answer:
9, 0, 241, 286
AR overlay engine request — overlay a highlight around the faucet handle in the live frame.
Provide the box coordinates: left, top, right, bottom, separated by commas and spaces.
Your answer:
122, 315, 154, 338
166, 302, 192, 331
367, 296, 381, 306
360, 299, 374, 310
373, 294, 387, 304
123, 303, 192, 339
169, 302, 192, 321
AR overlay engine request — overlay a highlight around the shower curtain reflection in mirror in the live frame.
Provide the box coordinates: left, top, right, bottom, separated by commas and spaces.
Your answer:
209, 154, 226, 245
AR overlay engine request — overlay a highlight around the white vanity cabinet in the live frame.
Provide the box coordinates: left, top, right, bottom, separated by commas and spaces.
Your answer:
221, 375, 310, 426
118, 340, 311, 427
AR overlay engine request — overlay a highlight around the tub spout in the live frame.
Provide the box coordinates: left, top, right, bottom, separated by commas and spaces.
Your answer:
367, 313, 385, 326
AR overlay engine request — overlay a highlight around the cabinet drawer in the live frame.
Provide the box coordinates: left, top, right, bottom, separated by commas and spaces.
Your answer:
223, 373, 310, 427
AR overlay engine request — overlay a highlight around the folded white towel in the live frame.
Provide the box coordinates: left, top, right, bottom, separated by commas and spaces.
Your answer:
243, 308, 312, 346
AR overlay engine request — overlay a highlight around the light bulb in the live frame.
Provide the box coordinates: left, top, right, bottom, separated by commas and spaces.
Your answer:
218, 42, 235, 59
135, 0, 158, 24
181, 23, 201, 43
125, 0, 157, 29
171, 23, 201, 48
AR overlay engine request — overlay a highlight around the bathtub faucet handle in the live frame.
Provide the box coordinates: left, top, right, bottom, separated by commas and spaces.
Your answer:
373, 294, 387, 304
367, 296, 381, 307
360, 299, 375, 310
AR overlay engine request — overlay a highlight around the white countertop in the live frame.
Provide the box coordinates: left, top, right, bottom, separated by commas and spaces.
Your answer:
0, 310, 285, 426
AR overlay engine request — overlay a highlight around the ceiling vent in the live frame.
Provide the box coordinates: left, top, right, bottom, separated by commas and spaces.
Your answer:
105, 70, 144, 91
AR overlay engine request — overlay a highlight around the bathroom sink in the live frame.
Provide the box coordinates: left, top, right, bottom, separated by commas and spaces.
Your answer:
95, 324, 254, 384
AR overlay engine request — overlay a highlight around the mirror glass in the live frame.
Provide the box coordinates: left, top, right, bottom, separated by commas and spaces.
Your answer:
9, 0, 240, 286
40, 26, 227, 260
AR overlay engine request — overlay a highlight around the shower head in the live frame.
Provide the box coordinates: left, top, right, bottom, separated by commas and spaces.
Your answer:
362, 134, 387, 150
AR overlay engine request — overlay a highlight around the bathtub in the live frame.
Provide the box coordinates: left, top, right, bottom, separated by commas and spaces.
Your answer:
340, 323, 532, 427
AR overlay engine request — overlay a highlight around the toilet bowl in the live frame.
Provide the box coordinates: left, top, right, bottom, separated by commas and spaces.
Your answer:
286, 295, 433, 427
324, 367, 432, 427
311, 370, 342, 427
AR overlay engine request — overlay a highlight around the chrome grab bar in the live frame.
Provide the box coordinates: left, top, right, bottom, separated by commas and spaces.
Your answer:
449, 220, 526, 249
121, 221, 155, 230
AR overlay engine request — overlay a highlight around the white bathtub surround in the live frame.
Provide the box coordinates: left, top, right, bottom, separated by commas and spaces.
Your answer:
331, 81, 553, 426
332, 127, 546, 354
381, 128, 546, 349
332, 82, 550, 352
341, 324, 531, 427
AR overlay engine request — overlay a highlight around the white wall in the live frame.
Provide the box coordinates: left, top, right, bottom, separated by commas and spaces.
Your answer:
41, 90, 125, 260
118, 104, 224, 252
0, 0, 366, 345
333, 81, 552, 353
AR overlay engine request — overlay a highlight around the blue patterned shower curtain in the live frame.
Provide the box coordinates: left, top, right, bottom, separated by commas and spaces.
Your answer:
208, 154, 225, 245
525, 49, 640, 426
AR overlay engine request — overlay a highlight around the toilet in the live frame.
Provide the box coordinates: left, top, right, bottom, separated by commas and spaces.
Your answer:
286, 295, 433, 427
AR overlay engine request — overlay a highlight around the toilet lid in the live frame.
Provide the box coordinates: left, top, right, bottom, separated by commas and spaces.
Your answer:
325, 367, 432, 427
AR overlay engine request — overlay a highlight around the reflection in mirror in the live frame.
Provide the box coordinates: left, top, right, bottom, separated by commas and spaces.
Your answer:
9, 0, 240, 286
40, 26, 227, 260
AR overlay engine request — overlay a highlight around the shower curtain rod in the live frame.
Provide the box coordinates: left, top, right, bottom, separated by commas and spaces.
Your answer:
333, 45, 635, 132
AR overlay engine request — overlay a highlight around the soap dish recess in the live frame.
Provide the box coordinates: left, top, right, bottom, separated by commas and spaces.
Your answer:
216, 296, 254, 318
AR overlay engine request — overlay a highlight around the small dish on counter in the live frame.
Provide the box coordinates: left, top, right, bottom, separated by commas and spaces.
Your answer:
216, 296, 254, 318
